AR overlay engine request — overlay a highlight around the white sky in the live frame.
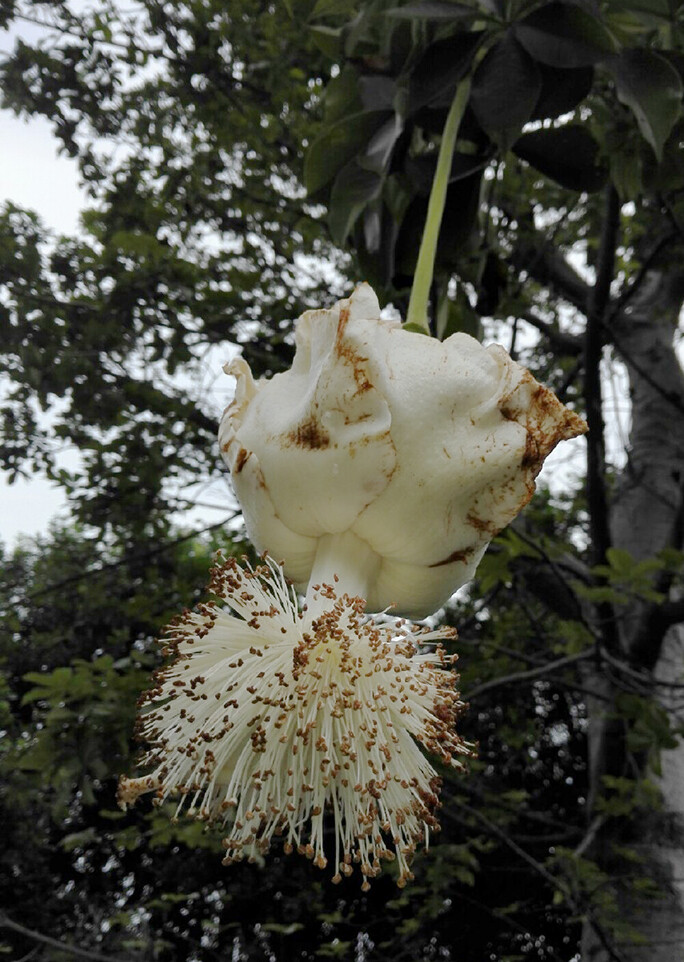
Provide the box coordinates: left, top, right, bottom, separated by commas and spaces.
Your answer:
1, 111, 87, 548
1, 113, 85, 235
0, 97, 237, 547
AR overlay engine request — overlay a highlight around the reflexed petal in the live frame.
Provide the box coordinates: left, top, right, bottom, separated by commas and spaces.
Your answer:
220, 284, 587, 618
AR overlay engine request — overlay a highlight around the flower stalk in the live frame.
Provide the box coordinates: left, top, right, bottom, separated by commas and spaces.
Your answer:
405, 76, 472, 334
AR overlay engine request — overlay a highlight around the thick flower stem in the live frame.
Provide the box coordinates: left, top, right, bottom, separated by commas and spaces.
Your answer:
304, 531, 379, 616
405, 76, 472, 335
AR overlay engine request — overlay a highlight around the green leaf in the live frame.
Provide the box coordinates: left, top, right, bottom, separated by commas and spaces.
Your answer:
60, 828, 98, 851
606, 49, 683, 161
555, 619, 594, 655
324, 66, 362, 123
408, 32, 482, 113
386, 1, 480, 21
471, 33, 541, 144
308, 23, 344, 58
358, 75, 397, 112
304, 110, 391, 194
317, 940, 353, 957
609, 147, 644, 200
262, 922, 305, 935
310, 0, 356, 17
605, 546, 634, 574
20, 687, 54, 705
513, 124, 607, 192
605, 0, 672, 19
361, 115, 404, 173
515, 3, 618, 68
328, 162, 382, 245
453, 866, 476, 886
475, 546, 513, 593
402, 322, 432, 334
532, 64, 594, 121
436, 286, 481, 339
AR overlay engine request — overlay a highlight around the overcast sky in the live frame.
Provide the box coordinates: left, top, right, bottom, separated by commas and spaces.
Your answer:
1, 108, 87, 548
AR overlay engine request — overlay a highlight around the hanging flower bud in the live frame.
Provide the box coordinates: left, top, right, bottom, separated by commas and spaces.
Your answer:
220, 284, 586, 618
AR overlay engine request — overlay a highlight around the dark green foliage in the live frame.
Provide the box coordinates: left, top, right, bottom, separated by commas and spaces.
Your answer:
304, 0, 684, 303
2, 0, 684, 959
0, 517, 596, 961
0, 0, 351, 537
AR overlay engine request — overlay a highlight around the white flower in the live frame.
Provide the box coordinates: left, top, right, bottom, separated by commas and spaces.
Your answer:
220, 283, 586, 618
118, 554, 471, 888
120, 284, 584, 885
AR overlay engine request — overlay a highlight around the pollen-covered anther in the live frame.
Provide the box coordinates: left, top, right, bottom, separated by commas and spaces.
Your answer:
118, 555, 473, 886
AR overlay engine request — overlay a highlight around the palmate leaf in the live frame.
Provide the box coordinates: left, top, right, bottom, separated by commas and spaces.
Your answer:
515, 2, 618, 68
513, 124, 608, 192
470, 32, 541, 144
531, 62, 594, 120
328, 161, 383, 244
407, 31, 483, 113
304, 109, 392, 195
606, 48, 683, 161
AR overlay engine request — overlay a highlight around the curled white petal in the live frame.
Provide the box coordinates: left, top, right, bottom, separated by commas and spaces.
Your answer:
220, 284, 586, 617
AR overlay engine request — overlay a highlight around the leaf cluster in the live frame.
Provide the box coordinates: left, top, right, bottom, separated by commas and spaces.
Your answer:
302, 0, 684, 317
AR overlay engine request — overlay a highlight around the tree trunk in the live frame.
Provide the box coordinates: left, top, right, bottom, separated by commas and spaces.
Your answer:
582, 268, 684, 959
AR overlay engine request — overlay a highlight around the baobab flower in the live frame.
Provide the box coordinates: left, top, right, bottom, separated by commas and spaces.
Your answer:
220, 283, 586, 618
118, 554, 471, 889
120, 283, 585, 885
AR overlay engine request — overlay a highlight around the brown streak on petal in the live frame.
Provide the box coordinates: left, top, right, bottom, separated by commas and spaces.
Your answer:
334, 306, 374, 395
286, 415, 331, 450
429, 547, 475, 569
522, 431, 541, 470
234, 448, 250, 473
335, 305, 350, 352
466, 510, 497, 536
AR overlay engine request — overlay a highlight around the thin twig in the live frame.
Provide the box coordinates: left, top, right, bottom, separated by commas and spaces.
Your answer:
2, 516, 237, 606
465, 649, 595, 701
518, 309, 583, 355
452, 802, 628, 962
574, 814, 607, 859
607, 230, 679, 321
0, 914, 127, 962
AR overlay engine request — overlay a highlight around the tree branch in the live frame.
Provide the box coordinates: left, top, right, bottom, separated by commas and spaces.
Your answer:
1, 516, 236, 609
451, 802, 628, 962
585, 184, 620, 570
657, 596, 684, 631
608, 229, 679, 321
0, 914, 127, 962
518, 309, 583, 355
510, 235, 592, 313
465, 649, 595, 701
574, 814, 608, 858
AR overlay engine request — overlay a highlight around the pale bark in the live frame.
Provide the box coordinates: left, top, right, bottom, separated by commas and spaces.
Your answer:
582, 267, 684, 960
